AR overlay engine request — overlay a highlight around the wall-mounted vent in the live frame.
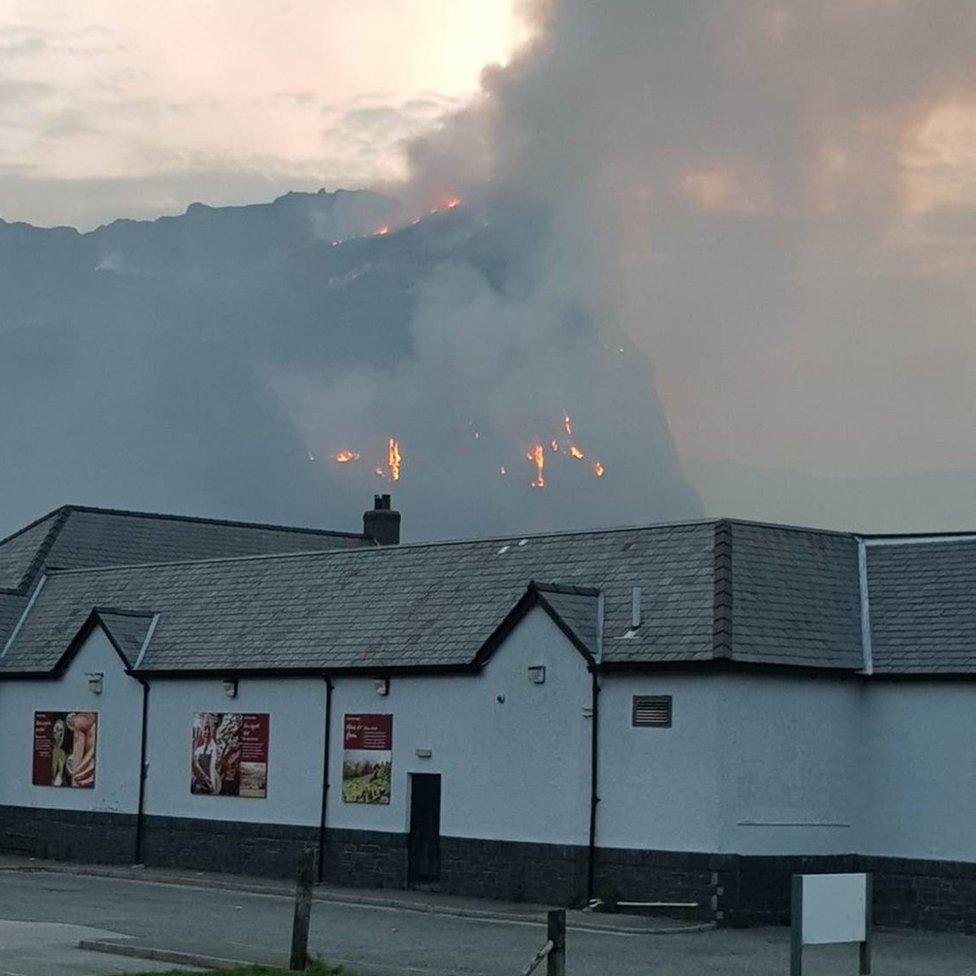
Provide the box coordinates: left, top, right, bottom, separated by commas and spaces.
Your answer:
632, 695, 672, 728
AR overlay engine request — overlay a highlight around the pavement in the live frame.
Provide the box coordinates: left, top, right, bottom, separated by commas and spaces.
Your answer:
0, 856, 702, 935
1, 858, 976, 976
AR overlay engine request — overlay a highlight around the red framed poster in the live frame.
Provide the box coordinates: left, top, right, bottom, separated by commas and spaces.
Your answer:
191, 712, 269, 797
32, 712, 98, 788
342, 714, 392, 804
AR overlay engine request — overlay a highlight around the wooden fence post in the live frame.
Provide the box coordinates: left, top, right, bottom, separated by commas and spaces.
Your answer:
289, 851, 316, 970
547, 910, 566, 976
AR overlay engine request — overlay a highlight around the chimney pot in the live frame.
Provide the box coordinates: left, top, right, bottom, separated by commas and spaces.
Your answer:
364, 495, 400, 545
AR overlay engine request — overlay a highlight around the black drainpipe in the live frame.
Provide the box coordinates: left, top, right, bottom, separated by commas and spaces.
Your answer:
133, 677, 150, 864
586, 670, 601, 903
317, 677, 333, 883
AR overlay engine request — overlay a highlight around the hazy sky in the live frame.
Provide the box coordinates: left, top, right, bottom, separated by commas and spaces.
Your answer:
5, 0, 976, 502
0, 0, 525, 228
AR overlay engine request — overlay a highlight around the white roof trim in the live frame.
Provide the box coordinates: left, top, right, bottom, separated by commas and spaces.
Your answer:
864, 534, 976, 547
133, 613, 160, 671
856, 539, 873, 676
596, 591, 605, 664
0, 574, 46, 660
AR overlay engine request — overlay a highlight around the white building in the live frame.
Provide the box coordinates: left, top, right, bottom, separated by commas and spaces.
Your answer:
1, 498, 975, 931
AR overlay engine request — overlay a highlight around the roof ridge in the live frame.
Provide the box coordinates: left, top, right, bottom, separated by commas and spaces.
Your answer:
15, 508, 71, 593
94, 606, 158, 619
59, 504, 369, 540
531, 581, 601, 596
0, 506, 67, 552
41, 518, 724, 578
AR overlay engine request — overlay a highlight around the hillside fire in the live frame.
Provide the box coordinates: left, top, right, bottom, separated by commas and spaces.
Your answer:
388, 438, 402, 482
526, 443, 545, 488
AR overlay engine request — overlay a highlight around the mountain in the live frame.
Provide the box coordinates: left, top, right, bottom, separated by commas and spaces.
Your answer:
0, 190, 701, 540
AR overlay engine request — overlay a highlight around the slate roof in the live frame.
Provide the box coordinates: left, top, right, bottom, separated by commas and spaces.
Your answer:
94, 610, 157, 668
0, 510, 62, 590
0, 505, 371, 649
728, 522, 862, 669
1, 522, 717, 675
533, 583, 601, 660
5, 511, 976, 678
866, 538, 976, 674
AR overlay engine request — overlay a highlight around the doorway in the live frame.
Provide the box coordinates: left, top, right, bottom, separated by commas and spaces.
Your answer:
408, 773, 441, 888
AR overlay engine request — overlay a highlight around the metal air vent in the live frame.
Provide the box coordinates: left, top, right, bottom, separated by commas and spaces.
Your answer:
632, 695, 672, 728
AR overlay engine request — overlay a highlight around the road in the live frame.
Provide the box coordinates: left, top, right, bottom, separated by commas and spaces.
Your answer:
1, 870, 976, 976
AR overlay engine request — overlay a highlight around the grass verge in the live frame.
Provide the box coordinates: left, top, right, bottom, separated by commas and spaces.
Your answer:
124, 963, 355, 976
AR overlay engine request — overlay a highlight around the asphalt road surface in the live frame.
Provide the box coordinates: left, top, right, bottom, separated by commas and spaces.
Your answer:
2, 870, 976, 976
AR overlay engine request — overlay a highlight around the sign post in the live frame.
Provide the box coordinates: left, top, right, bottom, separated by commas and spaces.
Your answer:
790, 873, 872, 976
289, 851, 316, 971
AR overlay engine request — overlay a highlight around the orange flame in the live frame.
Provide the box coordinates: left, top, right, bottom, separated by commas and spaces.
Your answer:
593, 461, 605, 477
332, 450, 360, 463
374, 224, 390, 236
569, 445, 585, 460
525, 443, 545, 488
388, 437, 401, 482
550, 439, 559, 452
445, 197, 461, 209
563, 412, 573, 437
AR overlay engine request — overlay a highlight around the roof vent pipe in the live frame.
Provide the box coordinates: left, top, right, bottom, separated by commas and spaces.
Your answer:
363, 494, 401, 546
631, 587, 642, 628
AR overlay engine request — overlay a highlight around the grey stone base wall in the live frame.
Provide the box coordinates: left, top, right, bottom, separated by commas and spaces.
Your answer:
592, 847, 718, 920
319, 827, 409, 889
865, 855, 976, 934
141, 815, 319, 879
0, 804, 137, 865
440, 837, 589, 905
6, 806, 976, 934
715, 854, 858, 926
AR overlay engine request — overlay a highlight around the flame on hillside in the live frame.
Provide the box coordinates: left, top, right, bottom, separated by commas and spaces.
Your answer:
323, 407, 607, 488
526, 443, 545, 488
388, 438, 402, 482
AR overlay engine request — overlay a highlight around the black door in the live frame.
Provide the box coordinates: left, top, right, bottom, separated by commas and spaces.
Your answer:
408, 773, 441, 888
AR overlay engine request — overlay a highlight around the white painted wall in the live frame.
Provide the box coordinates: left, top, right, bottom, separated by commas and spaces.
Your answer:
863, 682, 976, 862
144, 676, 326, 826
0, 628, 143, 814
716, 673, 862, 855
5, 617, 975, 869
327, 607, 593, 845
595, 673, 863, 856
596, 674, 721, 852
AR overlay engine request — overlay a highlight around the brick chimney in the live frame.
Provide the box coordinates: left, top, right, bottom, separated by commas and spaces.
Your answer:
363, 494, 400, 546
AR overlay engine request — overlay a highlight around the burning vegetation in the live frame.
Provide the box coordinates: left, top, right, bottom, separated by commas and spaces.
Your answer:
526, 443, 546, 489
319, 411, 604, 491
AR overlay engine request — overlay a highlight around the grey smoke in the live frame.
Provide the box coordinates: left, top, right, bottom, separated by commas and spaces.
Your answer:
415, 0, 976, 490
0, 183, 699, 540
6, 1, 973, 540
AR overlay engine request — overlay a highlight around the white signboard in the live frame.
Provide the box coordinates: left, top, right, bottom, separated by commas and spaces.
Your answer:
800, 873, 867, 945
791, 873, 871, 976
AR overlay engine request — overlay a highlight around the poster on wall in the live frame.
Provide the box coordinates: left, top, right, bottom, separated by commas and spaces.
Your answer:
191, 713, 269, 798
32, 711, 98, 788
342, 713, 392, 804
